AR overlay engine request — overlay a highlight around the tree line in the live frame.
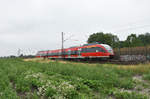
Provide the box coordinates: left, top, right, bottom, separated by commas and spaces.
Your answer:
87, 32, 150, 48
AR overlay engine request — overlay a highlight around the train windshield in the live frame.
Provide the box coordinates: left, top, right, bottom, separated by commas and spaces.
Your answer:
100, 44, 113, 53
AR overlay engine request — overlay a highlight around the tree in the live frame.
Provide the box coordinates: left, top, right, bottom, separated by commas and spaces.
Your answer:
87, 32, 150, 48
138, 32, 150, 46
125, 34, 143, 47
87, 32, 119, 48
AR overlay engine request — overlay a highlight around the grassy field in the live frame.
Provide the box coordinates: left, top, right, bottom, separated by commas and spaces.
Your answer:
0, 58, 150, 99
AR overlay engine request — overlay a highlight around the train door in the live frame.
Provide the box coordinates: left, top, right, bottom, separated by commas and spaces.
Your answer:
68, 50, 71, 58
59, 50, 61, 58
78, 48, 81, 58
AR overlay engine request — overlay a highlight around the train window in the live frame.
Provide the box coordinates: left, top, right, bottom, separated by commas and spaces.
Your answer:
95, 47, 105, 53
101, 49, 106, 53
62, 51, 64, 55
70, 51, 73, 55
56, 52, 59, 56
52, 53, 54, 55
75, 51, 78, 54
41, 53, 46, 56
53, 53, 57, 56
81, 48, 93, 53
71, 50, 78, 55
48, 53, 51, 56
71, 51, 74, 55
58, 51, 61, 55
81, 48, 87, 53
101, 44, 113, 53
86, 48, 93, 52
62, 51, 67, 55
81, 47, 106, 53
68, 50, 71, 55
55, 53, 58, 56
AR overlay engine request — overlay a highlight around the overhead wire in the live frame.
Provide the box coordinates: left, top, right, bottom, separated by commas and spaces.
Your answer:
114, 24, 150, 32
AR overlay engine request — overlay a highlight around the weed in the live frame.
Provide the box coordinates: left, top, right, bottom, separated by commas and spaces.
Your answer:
0, 58, 150, 98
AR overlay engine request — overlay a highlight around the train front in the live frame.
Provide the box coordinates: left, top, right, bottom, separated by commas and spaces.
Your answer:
100, 44, 114, 59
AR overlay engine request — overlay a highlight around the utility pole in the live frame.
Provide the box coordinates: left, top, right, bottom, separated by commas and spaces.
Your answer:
61, 32, 74, 58
61, 32, 64, 58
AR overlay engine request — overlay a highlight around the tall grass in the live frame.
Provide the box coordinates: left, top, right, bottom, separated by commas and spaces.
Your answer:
0, 58, 149, 99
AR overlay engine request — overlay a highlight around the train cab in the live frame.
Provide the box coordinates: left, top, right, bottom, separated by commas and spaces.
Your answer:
100, 44, 114, 58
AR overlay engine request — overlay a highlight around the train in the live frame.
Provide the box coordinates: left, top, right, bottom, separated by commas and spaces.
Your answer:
36, 43, 114, 60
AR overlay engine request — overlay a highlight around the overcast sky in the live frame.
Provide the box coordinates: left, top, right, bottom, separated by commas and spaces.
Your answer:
0, 0, 150, 56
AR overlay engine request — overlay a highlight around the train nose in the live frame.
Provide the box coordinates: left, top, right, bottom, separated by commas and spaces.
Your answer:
108, 50, 114, 55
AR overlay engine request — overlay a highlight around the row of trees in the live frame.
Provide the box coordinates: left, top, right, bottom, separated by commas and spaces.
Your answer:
87, 32, 150, 48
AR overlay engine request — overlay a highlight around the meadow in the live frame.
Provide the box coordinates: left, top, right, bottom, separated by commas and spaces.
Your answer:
0, 58, 150, 99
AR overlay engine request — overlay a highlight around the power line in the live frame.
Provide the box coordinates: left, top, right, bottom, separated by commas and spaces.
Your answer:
115, 24, 150, 32
64, 34, 74, 42
110, 18, 150, 30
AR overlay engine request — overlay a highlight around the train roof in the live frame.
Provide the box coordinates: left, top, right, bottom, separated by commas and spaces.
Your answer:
37, 43, 112, 53
83, 42, 99, 46
69, 46, 80, 48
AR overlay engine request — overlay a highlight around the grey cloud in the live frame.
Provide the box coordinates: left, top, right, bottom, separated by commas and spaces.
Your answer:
0, 0, 150, 56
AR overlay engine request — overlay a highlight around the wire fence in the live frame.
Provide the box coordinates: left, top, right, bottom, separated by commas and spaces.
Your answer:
114, 46, 150, 62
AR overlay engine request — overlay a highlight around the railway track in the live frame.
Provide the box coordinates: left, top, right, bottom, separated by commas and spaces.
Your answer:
62, 59, 144, 65
97, 60, 142, 65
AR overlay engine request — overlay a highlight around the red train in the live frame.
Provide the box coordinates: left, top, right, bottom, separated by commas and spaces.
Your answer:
36, 43, 114, 60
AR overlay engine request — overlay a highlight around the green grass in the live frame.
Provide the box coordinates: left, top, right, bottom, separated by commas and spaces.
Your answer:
0, 58, 149, 99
